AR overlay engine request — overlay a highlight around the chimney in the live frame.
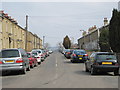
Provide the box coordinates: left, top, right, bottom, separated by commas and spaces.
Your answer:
4, 13, 9, 18
8, 16, 12, 20
104, 18, 108, 26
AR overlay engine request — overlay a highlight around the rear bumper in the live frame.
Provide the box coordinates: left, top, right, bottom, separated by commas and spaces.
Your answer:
36, 58, 41, 62
72, 57, 87, 62
0, 65, 24, 71
93, 65, 119, 72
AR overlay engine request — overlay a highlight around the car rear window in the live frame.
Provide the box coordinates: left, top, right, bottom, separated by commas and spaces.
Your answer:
96, 54, 116, 60
65, 49, 70, 52
74, 50, 86, 54
1, 50, 20, 58
32, 53, 37, 55
27, 53, 31, 58
37, 51, 41, 53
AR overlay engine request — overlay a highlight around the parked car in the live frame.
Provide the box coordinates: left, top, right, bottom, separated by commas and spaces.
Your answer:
31, 49, 44, 64
64, 49, 73, 59
49, 50, 53, 54
64, 49, 71, 58
0, 48, 30, 74
85, 52, 119, 75
63, 49, 69, 55
46, 50, 50, 57
42, 50, 48, 58
71, 50, 88, 63
27, 52, 38, 68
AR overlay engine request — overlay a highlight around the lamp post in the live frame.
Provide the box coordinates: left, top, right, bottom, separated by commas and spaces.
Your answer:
43, 36, 45, 49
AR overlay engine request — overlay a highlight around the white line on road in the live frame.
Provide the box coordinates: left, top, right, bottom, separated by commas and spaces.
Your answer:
56, 63, 58, 67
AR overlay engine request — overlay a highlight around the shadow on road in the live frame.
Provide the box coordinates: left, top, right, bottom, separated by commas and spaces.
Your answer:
64, 60, 84, 64
0, 71, 24, 77
74, 70, 114, 76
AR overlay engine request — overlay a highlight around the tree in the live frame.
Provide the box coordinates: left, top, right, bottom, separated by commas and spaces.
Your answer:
44, 43, 50, 49
99, 28, 111, 52
63, 35, 71, 49
109, 9, 120, 52
109, 9, 120, 65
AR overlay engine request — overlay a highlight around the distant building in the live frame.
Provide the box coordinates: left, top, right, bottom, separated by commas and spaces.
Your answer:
118, 1, 120, 11
78, 18, 109, 51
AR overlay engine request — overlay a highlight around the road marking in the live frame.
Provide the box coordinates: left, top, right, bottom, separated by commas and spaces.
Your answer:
55, 56, 58, 67
56, 63, 58, 67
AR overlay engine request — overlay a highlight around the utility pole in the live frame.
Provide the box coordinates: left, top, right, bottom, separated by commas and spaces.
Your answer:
25, 15, 28, 51
43, 36, 45, 49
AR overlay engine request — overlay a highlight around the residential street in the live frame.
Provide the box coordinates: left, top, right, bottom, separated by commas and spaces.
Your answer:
1, 51, 118, 88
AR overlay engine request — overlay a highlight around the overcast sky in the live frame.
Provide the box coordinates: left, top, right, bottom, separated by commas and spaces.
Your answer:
1, 1, 119, 47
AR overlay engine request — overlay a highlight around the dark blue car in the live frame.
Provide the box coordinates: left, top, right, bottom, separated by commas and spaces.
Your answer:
71, 50, 88, 63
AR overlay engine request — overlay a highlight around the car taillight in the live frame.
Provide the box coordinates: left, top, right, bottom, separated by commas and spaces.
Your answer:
41, 54, 43, 56
67, 52, 70, 54
16, 58, 24, 63
73, 54, 76, 56
0, 61, 3, 64
85, 54, 88, 56
29, 58, 32, 61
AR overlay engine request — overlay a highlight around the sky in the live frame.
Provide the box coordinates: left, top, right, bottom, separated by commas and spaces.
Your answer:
1, 1, 119, 47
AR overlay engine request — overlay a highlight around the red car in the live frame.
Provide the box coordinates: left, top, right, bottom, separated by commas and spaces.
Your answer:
27, 52, 38, 68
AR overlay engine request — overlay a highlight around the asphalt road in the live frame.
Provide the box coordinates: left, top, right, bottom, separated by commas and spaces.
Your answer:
1, 51, 119, 88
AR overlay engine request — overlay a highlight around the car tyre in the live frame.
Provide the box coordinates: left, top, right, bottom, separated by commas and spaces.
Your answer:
35, 62, 38, 67
27, 65, 31, 71
90, 67, 96, 75
71, 60, 74, 63
20, 67, 26, 74
38, 62, 41, 65
85, 65, 89, 72
114, 70, 119, 76
31, 63, 34, 68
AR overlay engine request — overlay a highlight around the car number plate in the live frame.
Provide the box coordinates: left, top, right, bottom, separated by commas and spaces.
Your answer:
5, 60, 14, 63
78, 55, 83, 57
102, 62, 112, 64
79, 58, 82, 60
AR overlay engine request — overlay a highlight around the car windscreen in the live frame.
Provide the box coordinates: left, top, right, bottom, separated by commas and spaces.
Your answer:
74, 50, 86, 54
96, 54, 116, 60
32, 52, 37, 56
1, 50, 20, 58
27, 53, 31, 58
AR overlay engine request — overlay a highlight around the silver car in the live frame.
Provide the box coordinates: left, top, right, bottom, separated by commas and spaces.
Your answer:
0, 48, 30, 74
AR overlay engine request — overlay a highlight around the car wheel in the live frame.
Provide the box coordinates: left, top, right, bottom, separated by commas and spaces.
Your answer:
20, 67, 26, 74
90, 67, 96, 75
31, 63, 34, 68
27, 65, 31, 71
38, 62, 41, 65
35, 62, 38, 67
71, 60, 73, 63
85, 65, 89, 72
114, 70, 119, 76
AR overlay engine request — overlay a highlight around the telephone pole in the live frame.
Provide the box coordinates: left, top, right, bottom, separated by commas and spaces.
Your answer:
43, 36, 45, 49
25, 15, 28, 51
